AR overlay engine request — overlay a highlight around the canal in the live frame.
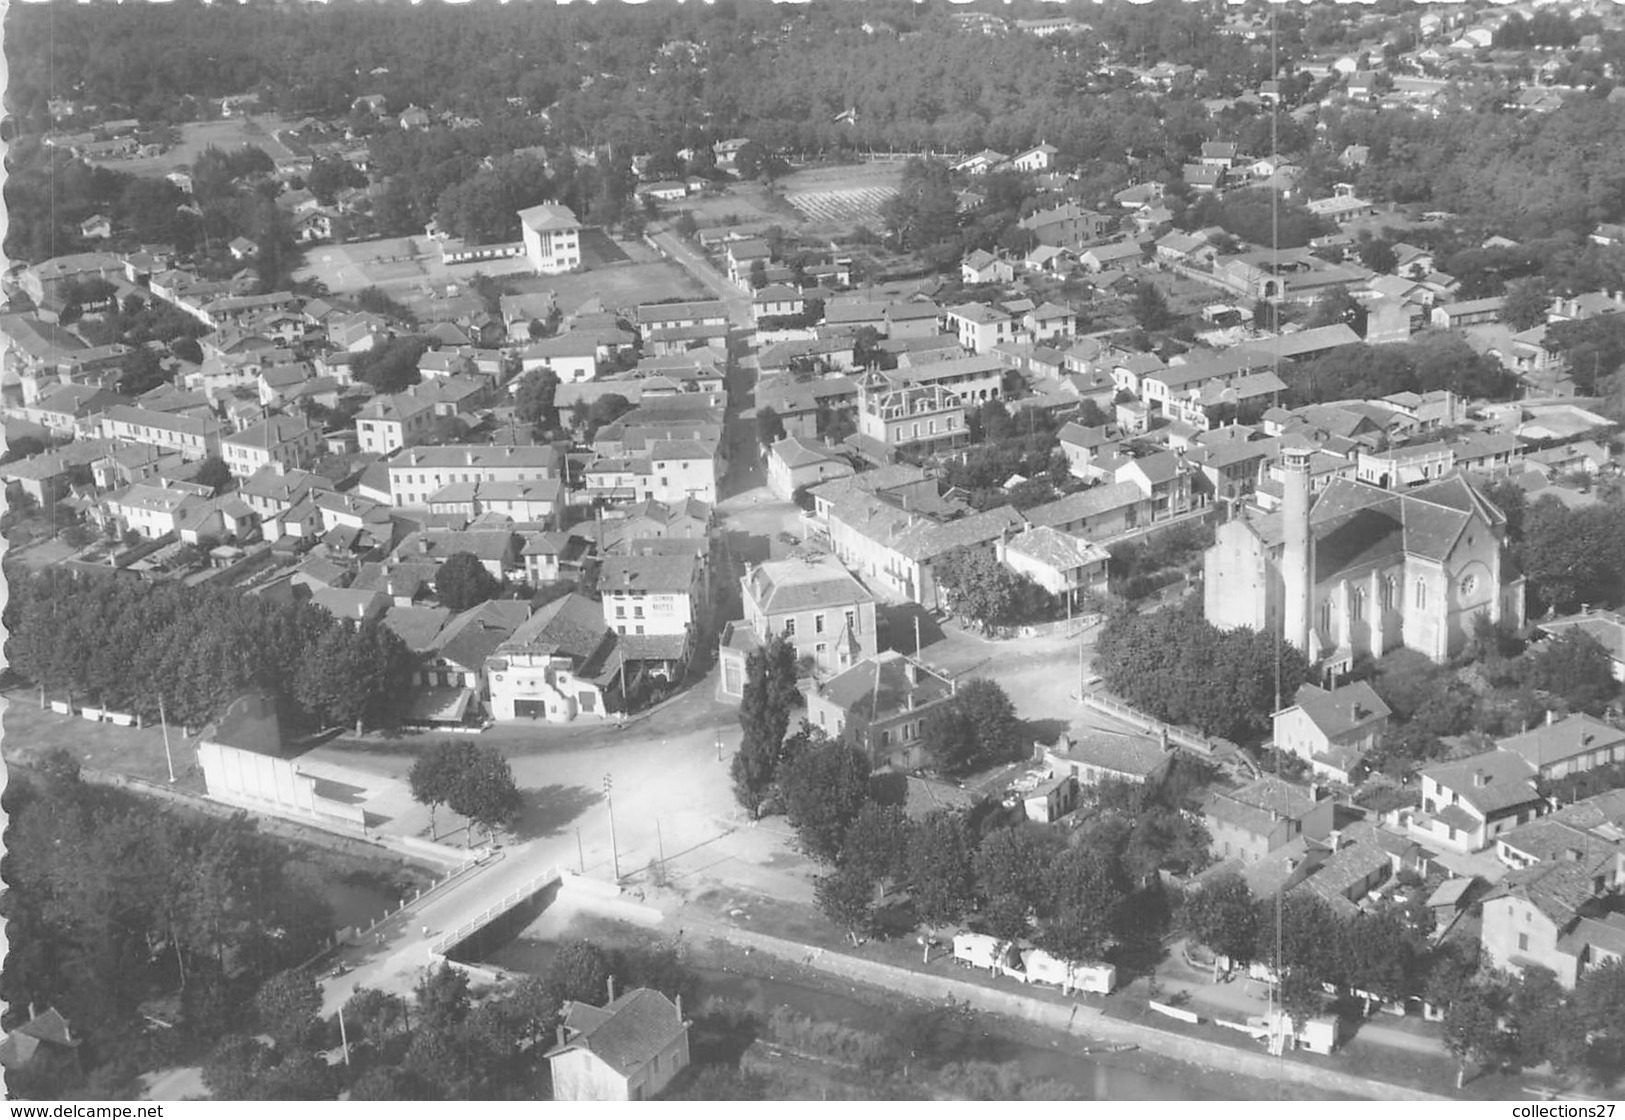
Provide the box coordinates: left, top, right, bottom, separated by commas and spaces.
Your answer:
478, 933, 1224, 1100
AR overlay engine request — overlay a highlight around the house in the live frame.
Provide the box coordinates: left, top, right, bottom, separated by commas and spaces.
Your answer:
599, 552, 705, 677
228, 237, 259, 261
221, 415, 320, 479
1115, 451, 1195, 521
1205, 775, 1334, 865
1495, 788, 1625, 876
953, 149, 1008, 176
1306, 190, 1377, 226
1044, 730, 1173, 787
719, 553, 878, 696
1431, 297, 1505, 330
1496, 714, 1625, 782
1007, 143, 1059, 173
1079, 240, 1145, 273
546, 984, 690, 1102
0, 1007, 82, 1079
725, 239, 773, 287
1480, 860, 1625, 989
1272, 681, 1391, 784
751, 284, 805, 325
1024, 482, 1152, 541
806, 651, 956, 768
1536, 609, 1625, 683
1019, 203, 1112, 251
997, 525, 1110, 609
487, 593, 621, 721
354, 393, 436, 456
1057, 423, 1124, 481
394, 528, 521, 582
943, 303, 1017, 354
613, 497, 713, 544
1409, 751, 1547, 855
518, 203, 581, 275
388, 444, 561, 508
962, 249, 1014, 286
520, 335, 598, 383
1020, 773, 1079, 824
767, 435, 854, 501
427, 479, 562, 525
855, 380, 967, 459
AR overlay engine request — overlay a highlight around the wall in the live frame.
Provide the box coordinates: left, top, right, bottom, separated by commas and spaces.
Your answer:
1480, 895, 1577, 988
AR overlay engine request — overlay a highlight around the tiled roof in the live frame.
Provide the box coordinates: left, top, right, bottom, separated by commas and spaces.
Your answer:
817, 652, 953, 721
1497, 714, 1625, 770
547, 988, 685, 1077
380, 605, 453, 652
500, 592, 611, 663
1486, 858, 1600, 928
1024, 482, 1145, 529
1423, 751, 1541, 817
434, 599, 533, 670
1003, 525, 1107, 573
1289, 681, 1390, 739
1049, 731, 1169, 778
747, 555, 874, 615
1537, 611, 1625, 663
599, 552, 699, 594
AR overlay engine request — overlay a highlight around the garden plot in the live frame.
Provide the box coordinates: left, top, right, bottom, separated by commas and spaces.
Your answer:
785, 186, 897, 229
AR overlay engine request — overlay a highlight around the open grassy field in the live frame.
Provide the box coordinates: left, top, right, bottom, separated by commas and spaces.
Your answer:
494, 260, 709, 317
94, 114, 302, 177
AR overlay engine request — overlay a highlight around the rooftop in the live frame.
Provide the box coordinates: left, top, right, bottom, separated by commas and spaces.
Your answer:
747, 554, 874, 615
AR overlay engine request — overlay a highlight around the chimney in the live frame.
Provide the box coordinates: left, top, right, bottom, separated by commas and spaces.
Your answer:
1547, 709, 1556, 727
556, 1024, 567, 1048
607, 975, 617, 1004
1280, 446, 1314, 655
1328, 828, 1342, 852
676, 994, 684, 1022
1474, 770, 1489, 787
905, 660, 918, 686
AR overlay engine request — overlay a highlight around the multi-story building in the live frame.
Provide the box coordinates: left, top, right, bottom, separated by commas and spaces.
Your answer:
1272, 681, 1391, 784
98, 405, 222, 461
1407, 751, 1547, 854
220, 415, 320, 478
355, 393, 436, 456
518, 203, 581, 275
1203, 775, 1335, 865
718, 554, 877, 696
487, 593, 620, 721
856, 378, 966, 457
387, 444, 561, 507
806, 651, 956, 768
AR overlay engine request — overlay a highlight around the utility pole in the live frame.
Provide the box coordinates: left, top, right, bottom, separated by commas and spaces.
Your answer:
603, 774, 620, 883
159, 695, 176, 784
576, 827, 584, 874
337, 1006, 351, 1067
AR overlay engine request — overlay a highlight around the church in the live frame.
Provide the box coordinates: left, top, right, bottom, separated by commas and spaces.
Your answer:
1204, 446, 1525, 672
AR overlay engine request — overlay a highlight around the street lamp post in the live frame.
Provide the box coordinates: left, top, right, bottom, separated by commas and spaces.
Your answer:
603, 774, 620, 883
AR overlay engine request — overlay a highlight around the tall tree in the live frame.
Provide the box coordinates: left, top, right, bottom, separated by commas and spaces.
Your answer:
1179, 872, 1258, 964
906, 811, 977, 937
815, 864, 878, 946
778, 724, 872, 864
445, 744, 522, 843
436, 552, 502, 612
973, 824, 1063, 941
409, 740, 477, 840
253, 969, 323, 1051
731, 633, 800, 819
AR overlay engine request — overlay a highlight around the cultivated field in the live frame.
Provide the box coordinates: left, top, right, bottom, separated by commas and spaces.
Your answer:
94, 114, 302, 177
779, 161, 902, 234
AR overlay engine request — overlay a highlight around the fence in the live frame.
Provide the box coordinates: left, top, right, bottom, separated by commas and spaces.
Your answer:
1082, 691, 1238, 759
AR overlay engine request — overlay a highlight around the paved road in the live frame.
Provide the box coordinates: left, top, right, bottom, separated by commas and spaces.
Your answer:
650, 229, 752, 324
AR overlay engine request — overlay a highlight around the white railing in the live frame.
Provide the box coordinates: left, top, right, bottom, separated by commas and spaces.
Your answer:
429, 866, 564, 957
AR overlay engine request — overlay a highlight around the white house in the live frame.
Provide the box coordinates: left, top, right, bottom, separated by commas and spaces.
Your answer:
518, 203, 581, 275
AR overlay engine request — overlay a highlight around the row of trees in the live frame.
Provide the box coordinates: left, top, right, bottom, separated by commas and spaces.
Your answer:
4, 569, 418, 734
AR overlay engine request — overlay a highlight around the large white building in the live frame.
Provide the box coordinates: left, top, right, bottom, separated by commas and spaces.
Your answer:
1204, 451, 1526, 670
388, 444, 562, 507
518, 203, 581, 275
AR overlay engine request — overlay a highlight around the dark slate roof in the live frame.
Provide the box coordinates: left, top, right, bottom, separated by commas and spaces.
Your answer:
1024, 482, 1145, 529
380, 605, 453, 652
547, 988, 685, 1076
434, 599, 533, 671
599, 552, 700, 595
817, 652, 953, 722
